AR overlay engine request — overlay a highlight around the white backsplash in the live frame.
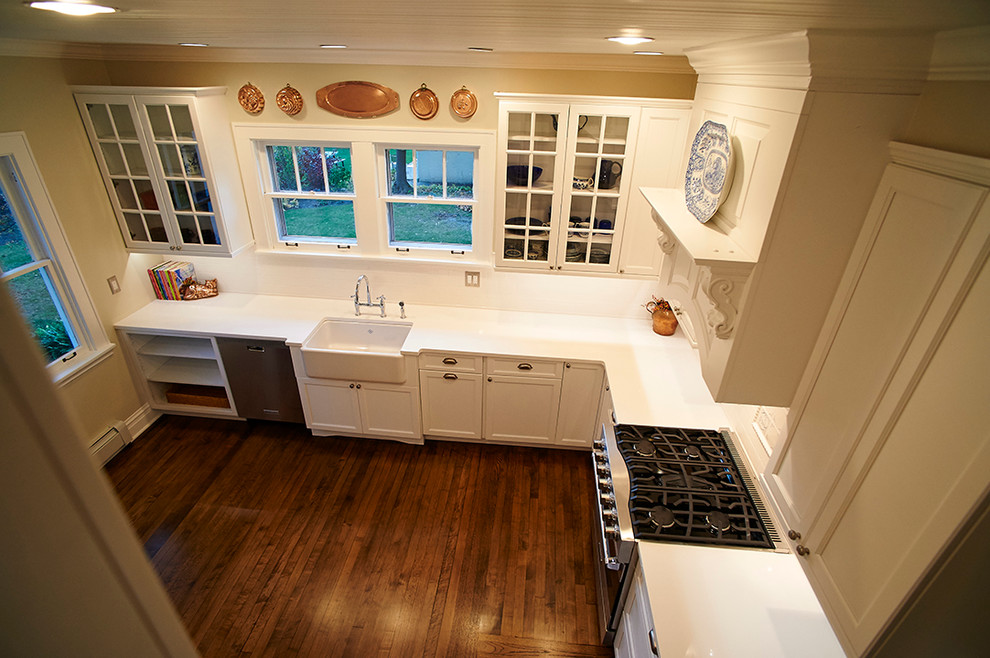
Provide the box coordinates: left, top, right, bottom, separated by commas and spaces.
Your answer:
176, 249, 662, 319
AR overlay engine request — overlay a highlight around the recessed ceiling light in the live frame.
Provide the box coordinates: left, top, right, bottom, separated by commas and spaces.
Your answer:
179, 42, 208, 47
634, 50, 664, 56
468, 47, 493, 52
607, 36, 655, 46
319, 44, 347, 49
28, 1, 116, 16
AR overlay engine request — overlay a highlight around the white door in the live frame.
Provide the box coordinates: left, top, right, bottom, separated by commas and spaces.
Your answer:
420, 370, 484, 440
303, 381, 361, 433
484, 375, 561, 444
358, 383, 422, 441
556, 362, 604, 447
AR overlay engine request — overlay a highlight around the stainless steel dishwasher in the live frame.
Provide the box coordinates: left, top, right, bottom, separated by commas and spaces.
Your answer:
216, 337, 304, 423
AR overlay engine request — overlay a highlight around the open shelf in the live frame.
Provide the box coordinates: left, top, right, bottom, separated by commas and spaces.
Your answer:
137, 334, 216, 359
146, 357, 224, 386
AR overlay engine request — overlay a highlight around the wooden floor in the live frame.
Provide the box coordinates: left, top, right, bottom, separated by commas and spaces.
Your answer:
106, 415, 612, 657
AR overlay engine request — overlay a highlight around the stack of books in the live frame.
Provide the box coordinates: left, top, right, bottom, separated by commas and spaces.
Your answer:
148, 261, 195, 300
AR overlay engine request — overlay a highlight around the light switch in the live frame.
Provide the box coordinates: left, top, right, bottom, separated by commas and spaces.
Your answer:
464, 271, 480, 287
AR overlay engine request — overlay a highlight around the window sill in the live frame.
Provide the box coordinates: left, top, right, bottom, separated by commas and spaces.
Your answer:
254, 246, 486, 268
52, 342, 116, 388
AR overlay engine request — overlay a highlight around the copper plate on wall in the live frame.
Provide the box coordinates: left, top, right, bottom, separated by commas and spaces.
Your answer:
450, 86, 478, 118
316, 81, 400, 118
238, 82, 265, 114
276, 83, 303, 116
409, 84, 439, 120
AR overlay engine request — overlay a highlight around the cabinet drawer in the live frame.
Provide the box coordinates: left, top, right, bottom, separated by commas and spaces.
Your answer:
419, 352, 483, 373
486, 357, 562, 378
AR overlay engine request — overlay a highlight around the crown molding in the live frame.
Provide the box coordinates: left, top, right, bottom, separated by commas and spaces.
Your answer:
684, 29, 932, 94
0, 37, 696, 75
890, 142, 990, 185
928, 25, 990, 81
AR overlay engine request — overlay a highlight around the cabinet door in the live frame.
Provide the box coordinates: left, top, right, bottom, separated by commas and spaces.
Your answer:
420, 371, 484, 440
557, 104, 640, 273
75, 95, 177, 251
614, 565, 657, 658
136, 97, 226, 255
765, 160, 990, 655
358, 383, 422, 441
303, 381, 361, 433
556, 362, 604, 447
484, 375, 561, 444
495, 101, 570, 270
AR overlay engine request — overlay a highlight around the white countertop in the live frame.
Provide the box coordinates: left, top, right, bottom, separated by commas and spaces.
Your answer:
116, 292, 842, 656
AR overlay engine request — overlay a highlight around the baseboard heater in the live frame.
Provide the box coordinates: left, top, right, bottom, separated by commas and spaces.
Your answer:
89, 423, 129, 467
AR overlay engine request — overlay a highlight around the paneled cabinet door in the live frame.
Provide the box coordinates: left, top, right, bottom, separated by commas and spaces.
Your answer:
303, 381, 362, 434
614, 564, 657, 658
420, 371, 484, 440
484, 375, 561, 445
556, 362, 605, 447
765, 152, 990, 655
358, 382, 422, 441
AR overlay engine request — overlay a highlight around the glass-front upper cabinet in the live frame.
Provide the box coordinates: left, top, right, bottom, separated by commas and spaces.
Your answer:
74, 87, 253, 257
495, 98, 640, 273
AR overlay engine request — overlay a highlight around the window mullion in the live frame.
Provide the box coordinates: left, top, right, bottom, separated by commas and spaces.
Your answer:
292, 147, 302, 192
0, 258, 48, 283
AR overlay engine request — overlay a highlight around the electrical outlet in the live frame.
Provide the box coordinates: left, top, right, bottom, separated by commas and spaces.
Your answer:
107, 275, 121, 294
464, 271, 480, 287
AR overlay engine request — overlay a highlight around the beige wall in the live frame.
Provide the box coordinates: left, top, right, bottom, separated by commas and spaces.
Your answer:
99, 60, 696, 131
901, 80, 990, 159
0, 56, 156, 443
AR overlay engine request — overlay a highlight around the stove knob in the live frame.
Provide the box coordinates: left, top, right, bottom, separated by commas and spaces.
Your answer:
596, 466, 610, 477
598, 478, 612, 491
602, 508, 618, 519
605, 521, 619, 535
599, 492, 615, 506
593, 439, 606, 450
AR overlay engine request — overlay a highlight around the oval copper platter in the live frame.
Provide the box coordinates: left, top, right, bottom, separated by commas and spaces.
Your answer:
409, 84, 439, 120
315, 80, 400, 118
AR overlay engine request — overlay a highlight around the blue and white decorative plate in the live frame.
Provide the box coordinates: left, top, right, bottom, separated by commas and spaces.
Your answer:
684, 120, 734, 223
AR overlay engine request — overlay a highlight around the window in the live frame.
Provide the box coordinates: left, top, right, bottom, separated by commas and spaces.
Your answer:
0, 132, 112, 383
265, 144, 356, 243
382, 148, 475, 249
234, 124, 494, 261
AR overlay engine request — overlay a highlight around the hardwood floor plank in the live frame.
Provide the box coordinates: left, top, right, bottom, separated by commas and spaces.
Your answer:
105, 416, 612, 657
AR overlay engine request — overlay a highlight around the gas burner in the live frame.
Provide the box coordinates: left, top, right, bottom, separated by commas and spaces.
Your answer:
706, 510, 731, 533
683, 444, 703, 460
634, 439, 656, 457
648, 506, 675, 528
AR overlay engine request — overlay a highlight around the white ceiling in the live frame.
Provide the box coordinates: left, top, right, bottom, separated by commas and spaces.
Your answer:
1, 0, 988, 65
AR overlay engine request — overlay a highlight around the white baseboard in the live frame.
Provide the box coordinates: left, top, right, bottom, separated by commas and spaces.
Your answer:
123, 404, 161, 443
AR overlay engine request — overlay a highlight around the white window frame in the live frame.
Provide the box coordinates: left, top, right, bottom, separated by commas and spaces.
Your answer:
0, 132, 113, 385
233, 124, 494, 263
378, 146, 477, 254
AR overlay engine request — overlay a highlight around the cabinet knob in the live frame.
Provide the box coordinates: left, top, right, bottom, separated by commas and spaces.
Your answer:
443, 373, 458, 380
796, 545, 811, 557
788, 530, 802, 541
349, 383, 355, 388
487, 377, 492, 382
356, 383, 361, 389
565, 362, 571, 368
556, 265, 562, 270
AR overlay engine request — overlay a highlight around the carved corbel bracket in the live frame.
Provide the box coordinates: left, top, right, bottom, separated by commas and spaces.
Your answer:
657, 229, 677, 254
699, 266, 751, 340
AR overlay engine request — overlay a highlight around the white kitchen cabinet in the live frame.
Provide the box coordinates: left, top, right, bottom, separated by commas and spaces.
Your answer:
484, 356, 563, 445
556, 361, 605, 448
419, 356, 484, 441
764, 144, 990, 656
118, 330, 237, 418
74, 86, 253, 256
302, 380, 422, 444
495, 96, 643, 274
613, 561, 658, 658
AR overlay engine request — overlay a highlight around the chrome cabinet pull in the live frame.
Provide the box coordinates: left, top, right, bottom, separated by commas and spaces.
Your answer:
517, 363, 533, 370
442, 357, 457, 365
649, 628, 659, 656
246, 345, 265, 352
443, 373, 458, 380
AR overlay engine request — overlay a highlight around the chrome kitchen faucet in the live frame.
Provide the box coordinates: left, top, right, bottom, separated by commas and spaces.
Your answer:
353, 274, 386, 317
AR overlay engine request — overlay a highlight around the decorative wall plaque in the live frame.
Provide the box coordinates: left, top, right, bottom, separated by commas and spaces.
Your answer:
237, 82, 265, 114
409, 83, 439, 120
450, 86, 478, 118
315, 81, 399, 118
276, 83, 303, 116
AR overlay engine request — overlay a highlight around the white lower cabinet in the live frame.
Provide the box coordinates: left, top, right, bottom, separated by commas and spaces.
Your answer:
302, 380, 422, 444
556, 361, 605, 447
419, 370, 484, 440
614, 563, 658, 658
484, 374, 562, 445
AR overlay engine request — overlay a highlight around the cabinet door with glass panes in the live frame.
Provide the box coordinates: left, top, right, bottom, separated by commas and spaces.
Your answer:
74, 88, 250, 256
495, 101, 639, 273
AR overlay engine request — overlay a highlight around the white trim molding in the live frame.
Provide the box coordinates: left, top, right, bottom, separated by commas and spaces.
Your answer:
928, 26, 990, 81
